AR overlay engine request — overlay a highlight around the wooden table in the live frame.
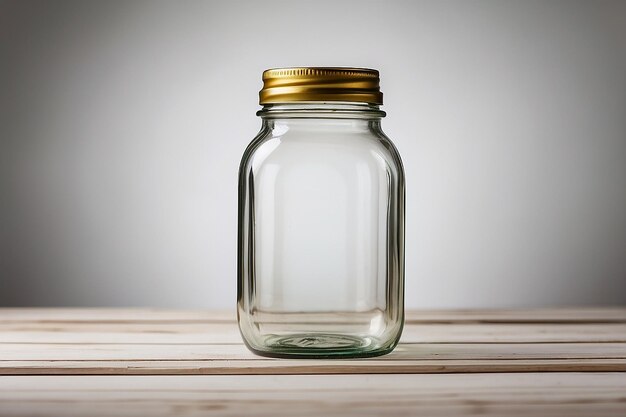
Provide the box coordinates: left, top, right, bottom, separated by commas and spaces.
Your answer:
1, 308, 625, 416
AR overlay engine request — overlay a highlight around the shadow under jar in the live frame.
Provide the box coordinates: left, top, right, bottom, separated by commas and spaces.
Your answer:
238, 67, 405, 358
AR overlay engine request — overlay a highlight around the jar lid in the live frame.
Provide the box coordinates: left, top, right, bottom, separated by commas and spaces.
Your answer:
259, 67, 383, 105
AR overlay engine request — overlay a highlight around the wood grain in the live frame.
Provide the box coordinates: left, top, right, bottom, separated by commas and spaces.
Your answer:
2, 323, 626, 344
1, 373, 625, 417
1, 308, 625, 416
2, 307, 625, 323
1, 308, 625, 375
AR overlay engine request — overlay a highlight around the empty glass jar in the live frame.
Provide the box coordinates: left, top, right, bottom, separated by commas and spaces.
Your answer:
237, 67, 405, 358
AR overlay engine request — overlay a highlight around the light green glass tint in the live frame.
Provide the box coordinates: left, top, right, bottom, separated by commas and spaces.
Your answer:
237, 102, 405, 358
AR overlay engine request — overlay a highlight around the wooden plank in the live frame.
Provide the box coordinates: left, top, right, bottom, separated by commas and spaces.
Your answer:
406, 307, 626, 323
0, 308, 234, 323
1, 342, 626, 361
401, 323, 626, 343
2, 358, 626, 375
0, 373, 625, 416
1, 307, 625, 323
2, 322, 625, 344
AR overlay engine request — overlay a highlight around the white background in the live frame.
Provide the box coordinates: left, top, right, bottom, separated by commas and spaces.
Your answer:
1, 0, 625, 308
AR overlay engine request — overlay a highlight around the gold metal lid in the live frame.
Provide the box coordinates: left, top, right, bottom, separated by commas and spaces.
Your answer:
259, 67, 383, 105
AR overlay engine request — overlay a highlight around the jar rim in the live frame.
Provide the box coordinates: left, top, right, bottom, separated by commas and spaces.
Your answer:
257, 102, 386, 119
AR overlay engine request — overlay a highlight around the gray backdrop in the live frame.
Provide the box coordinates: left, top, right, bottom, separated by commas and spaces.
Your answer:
1, 0, 625, 308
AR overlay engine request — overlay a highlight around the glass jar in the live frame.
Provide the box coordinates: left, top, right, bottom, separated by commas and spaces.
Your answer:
237, 67, 405, 358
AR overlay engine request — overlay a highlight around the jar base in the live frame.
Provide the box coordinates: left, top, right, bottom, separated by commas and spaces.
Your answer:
244, 333, 397, 359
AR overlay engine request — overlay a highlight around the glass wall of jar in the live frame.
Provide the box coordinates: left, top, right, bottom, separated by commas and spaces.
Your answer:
238, 68, 405, 358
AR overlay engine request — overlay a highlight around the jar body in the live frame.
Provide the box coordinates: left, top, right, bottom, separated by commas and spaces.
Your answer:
237, 103, 404, 358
